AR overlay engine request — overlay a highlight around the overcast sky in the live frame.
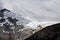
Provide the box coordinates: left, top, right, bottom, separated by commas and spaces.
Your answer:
0, 0, 60, 22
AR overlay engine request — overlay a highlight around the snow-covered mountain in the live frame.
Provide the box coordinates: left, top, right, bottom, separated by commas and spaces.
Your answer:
0, 8, 32, 34
0, 9, 30, 26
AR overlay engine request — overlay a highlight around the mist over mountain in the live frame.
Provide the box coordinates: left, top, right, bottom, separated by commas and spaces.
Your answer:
0, 0, 59, 29
0, 0, 60, 22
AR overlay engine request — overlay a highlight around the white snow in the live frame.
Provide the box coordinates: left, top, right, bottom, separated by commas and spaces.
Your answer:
25, 21, 59, 29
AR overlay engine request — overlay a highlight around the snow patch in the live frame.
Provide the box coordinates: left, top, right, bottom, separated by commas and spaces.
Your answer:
25, 21, 59, 29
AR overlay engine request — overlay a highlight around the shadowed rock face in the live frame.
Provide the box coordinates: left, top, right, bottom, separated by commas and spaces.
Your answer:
0, 9, 10, 17
25, 23, 60, 40
0, 18, 5, 23
7, 17, 18, 25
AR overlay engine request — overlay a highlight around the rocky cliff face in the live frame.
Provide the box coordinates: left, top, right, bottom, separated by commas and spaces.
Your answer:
0, 9, 25, 32
0, 9, 31, 40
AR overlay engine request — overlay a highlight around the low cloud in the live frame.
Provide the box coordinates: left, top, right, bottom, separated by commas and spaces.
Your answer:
1, 0, 60, 22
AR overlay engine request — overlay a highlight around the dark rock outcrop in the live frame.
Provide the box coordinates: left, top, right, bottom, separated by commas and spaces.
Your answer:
0, 18, 5, 23
3, 23, 11, 31
0, 9, 10, 17
0, 9, 10, 12
25, 23, 60, 40
7, 17, 18, 26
